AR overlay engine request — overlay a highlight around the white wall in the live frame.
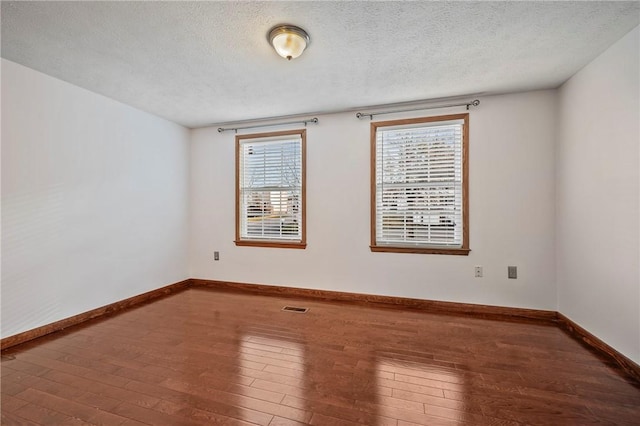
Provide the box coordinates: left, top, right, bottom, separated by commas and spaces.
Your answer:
190, 90, 557, 310
557, 26, 640, 364
1, 59, 190, 338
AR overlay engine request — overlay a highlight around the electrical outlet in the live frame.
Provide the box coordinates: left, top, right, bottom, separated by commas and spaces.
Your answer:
508, 266, 517, 279
214, 251, 220, 261
474, 266, 483, 278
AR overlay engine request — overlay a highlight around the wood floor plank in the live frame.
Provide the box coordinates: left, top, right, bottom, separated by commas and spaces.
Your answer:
42, 369, 161, 408
110, 400, 204, 426
161, 376, 312, 424
122, 378, 272, 424
309, 412, 397, 426
11, 402, 92, 425
14, 388, 128, 425
152, 399, 258, 425
0, 411, 41, 426
3, 287, 639, 425
391, 388, 483, 415
1, 371, 47, 397
0, 393, 30, 412
269, 415, 309, 426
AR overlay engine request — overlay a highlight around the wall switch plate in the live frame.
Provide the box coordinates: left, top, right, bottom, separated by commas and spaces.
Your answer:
508, 266, 517, 279
214, 251, 220, 261
474, 266, 483, 278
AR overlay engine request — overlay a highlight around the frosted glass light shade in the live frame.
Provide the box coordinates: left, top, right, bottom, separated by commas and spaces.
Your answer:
268, 25, 310, 60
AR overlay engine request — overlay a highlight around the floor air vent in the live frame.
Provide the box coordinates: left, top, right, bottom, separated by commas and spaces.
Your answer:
282, 306, 309, 313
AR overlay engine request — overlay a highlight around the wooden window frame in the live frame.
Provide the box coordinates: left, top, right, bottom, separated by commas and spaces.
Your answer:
235, 129, 307, 249
370, 113, 470, 255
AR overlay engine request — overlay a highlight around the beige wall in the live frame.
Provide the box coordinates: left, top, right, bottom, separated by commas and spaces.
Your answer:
557, 26, 640, 363
1, 59, 191, 338
189, 90, 558, 310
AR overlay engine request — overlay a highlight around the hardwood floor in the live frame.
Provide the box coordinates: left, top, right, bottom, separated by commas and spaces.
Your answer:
2, 288, 639, 425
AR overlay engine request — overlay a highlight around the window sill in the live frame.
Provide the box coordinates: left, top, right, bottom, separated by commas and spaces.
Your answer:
370, 245, 470, 256
235, 240, 307, 249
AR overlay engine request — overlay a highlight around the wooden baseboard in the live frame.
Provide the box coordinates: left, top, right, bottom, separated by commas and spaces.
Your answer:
3, 277, 638, 386
557, 313, 640, 384
0, 279, 190, 350
190, 279, 558, 324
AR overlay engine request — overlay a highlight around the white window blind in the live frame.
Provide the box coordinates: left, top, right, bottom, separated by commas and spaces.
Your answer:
374, 120, 464, 248
238, 135, 303, 242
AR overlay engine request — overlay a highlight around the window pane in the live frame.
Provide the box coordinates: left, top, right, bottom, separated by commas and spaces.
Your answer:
236, 131, 305, 246
373, 117, 466, 251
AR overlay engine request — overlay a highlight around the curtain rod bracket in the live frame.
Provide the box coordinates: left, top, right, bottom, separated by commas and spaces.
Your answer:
467, 99, 480, 110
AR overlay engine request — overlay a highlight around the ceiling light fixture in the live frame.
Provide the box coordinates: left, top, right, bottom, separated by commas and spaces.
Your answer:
268, 24, 310, 61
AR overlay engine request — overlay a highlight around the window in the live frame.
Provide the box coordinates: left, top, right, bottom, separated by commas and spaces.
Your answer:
236, 129, 306, 248
371, 114, 469, 255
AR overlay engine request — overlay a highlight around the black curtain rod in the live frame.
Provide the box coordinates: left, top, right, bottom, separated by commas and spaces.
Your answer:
356, 99, 480, 120
217, 117, 318, 133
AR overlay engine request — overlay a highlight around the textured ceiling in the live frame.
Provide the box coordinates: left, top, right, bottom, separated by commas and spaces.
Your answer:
2, 1, 639, 128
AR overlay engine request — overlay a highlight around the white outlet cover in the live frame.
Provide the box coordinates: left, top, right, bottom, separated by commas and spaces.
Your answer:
474, 266, 483, 277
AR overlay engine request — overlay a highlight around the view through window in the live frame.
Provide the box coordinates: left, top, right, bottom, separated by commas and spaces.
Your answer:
236, 129, 306, 248
371, 114, 469, 255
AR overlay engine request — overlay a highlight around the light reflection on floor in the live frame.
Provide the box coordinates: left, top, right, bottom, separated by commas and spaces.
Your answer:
376, 356, 465, 425
238, 329, 308, 423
